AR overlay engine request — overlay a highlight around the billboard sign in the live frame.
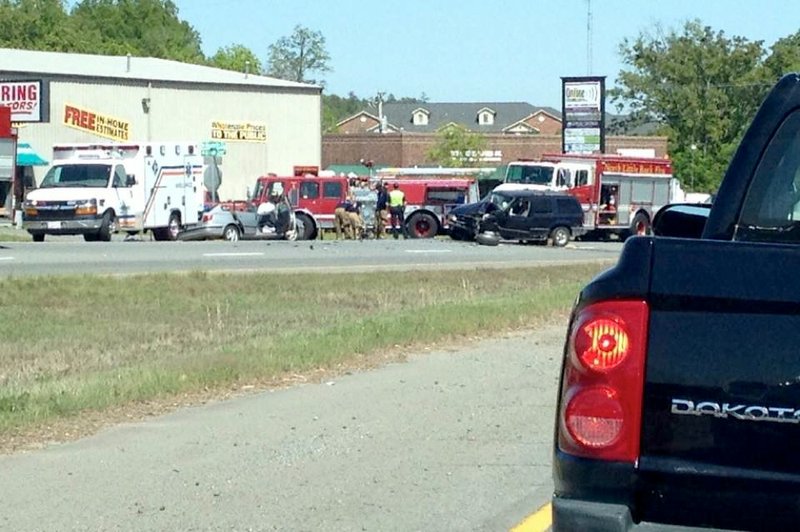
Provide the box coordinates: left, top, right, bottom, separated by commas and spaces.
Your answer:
63, 104, 130, 141
211, 121, 266, 142
561, 76, 605, 154
0, 80, 44, 122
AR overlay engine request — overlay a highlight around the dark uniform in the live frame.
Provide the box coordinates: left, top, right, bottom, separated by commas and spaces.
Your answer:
375, 183, 389, 239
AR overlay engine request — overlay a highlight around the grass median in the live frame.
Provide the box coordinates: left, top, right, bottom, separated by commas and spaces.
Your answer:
0, 263, 609, 436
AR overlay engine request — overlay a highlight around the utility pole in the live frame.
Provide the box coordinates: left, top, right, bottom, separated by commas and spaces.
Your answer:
376, 91, 386, 133
586, 0, 593, 75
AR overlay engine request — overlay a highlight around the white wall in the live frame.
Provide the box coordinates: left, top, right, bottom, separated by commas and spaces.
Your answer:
11, 77, 320, 201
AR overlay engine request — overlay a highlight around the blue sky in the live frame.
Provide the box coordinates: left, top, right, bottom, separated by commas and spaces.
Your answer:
173, 0, 800, 107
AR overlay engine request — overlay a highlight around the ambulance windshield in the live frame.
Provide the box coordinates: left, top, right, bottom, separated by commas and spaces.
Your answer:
40, 164, 112, 188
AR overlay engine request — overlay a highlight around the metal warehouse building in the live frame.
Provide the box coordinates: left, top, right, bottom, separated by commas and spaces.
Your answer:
0, 48, 321, 201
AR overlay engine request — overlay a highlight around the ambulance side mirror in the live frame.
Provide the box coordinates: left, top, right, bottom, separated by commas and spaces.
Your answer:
126, 174, 137, 187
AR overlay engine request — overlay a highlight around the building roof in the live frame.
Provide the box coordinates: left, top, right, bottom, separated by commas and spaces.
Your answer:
0, 48, 320, 92
381, 102, 562, 133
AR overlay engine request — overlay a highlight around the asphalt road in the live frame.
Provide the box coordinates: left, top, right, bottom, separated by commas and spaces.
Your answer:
0, 325, 566, 532
0, 235, 623, 276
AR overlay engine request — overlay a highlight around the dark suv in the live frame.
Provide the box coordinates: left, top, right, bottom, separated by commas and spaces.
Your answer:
447, 189, 585, 246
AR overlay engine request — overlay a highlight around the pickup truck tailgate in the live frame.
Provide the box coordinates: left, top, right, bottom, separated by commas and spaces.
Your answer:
639, 236, 800, 527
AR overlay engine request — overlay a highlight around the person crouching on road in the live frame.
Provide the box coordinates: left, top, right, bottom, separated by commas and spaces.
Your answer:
388, 182, 407, 239
334, 198, 352, 240
346, 197, 363, 239
375, 181, 389, 239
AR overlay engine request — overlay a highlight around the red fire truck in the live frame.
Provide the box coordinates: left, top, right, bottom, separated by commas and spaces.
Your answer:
499, 153, 680, 238
250, 173, 479, 239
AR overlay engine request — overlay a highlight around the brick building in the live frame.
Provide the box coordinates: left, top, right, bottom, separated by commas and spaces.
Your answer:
323, 133, 668, 168
327, 101, 667, 168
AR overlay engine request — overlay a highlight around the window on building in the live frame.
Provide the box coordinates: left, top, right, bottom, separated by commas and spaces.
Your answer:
479, 112, 494, 125
413, 111, 429, 126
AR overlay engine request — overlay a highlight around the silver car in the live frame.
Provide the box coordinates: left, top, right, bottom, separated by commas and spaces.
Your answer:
178, 200, 302, 242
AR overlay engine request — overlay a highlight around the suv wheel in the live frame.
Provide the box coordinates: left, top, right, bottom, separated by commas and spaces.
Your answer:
550, 226, 571, 247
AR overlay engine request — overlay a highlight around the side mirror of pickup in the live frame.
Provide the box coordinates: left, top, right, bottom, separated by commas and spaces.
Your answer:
652, 203, 713, 239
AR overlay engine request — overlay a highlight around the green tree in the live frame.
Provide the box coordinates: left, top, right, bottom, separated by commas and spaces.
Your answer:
210, 44, 262, 74
267, 24, 331, 85
0, 0, 82, 51
426, 125, 488, 167
322, 92, 369, 132
612, 20, 771, 192
764, 31, 800, 79
70, 0, 205, 63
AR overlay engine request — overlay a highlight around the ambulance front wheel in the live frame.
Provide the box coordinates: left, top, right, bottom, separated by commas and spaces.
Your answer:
98, 211, 116, 242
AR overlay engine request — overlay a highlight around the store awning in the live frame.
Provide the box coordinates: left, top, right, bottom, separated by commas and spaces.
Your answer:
17, 142, 48, 166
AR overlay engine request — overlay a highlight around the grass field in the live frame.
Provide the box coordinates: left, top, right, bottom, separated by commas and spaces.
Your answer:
0, 264, 609, 435
0, 224, 31, 242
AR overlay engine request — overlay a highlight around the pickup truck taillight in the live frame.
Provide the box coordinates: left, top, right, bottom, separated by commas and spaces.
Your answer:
558, 300, 649, 462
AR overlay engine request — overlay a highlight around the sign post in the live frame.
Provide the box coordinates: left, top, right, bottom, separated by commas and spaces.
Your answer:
201, 141, 227, 157
561, 76, 606, 154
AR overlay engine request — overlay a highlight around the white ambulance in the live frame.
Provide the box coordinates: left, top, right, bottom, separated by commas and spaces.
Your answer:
23, 142, 205, 242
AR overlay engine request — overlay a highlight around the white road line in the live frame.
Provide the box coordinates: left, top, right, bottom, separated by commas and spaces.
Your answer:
202, 252, 265, 257
404, 249, 453, 254
0, 256, 15, 261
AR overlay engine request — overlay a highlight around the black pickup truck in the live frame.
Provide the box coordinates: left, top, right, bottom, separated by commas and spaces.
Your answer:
553, 73, 800, 531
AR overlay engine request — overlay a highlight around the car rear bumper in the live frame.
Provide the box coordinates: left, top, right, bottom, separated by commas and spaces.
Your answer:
553, 498, 733, 531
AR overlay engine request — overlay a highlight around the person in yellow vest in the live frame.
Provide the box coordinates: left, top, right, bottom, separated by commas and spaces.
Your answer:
388, 182, 407, 239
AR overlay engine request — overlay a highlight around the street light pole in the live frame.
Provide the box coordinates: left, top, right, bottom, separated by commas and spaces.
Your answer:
690, 143, 697, 191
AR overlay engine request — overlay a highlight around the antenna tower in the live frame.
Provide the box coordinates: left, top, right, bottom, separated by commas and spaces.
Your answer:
586, 0, 593, 75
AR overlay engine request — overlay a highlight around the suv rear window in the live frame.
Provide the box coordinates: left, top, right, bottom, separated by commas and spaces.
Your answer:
557, 197, 582, 215
532, 197, 553, 214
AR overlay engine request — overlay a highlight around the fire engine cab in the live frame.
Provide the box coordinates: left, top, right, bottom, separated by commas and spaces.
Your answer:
251, 173, 479, 239
499, 153, 680, 238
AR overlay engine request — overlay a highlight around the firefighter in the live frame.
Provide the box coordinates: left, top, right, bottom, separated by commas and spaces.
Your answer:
388, 182, 407, 239
334, 197, 352, 239
375, 181, 389, 239
346, 197, 363, 239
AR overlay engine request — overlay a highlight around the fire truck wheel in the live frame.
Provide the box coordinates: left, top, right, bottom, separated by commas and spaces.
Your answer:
295, 214, 315, 240
223, 224, 240, 242
630, 212, 651, 237
407, 212, 438, 239
550, 226, 571, 247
